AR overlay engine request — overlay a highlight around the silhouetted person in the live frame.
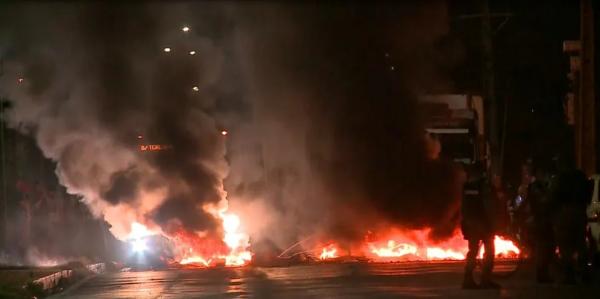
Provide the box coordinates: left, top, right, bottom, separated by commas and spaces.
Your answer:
527, 163, 554, 283
461, 162, 500, 289
515, 160, 535, 255
491, 175, 510, 236
550, 155, 592, 284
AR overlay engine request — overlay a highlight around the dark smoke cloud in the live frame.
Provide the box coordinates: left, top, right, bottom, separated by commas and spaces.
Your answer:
102, 168, 141, 205
228, 1, 461, 246
1, 1, 461, 255
0, 2, 233, 238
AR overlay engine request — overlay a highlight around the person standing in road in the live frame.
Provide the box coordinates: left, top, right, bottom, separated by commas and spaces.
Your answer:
461, 162, 500, 289
527, 162, 555, 283
550, 155, 592, 284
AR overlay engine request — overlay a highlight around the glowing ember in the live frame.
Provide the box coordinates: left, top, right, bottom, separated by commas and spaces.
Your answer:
319, 244, 338, 260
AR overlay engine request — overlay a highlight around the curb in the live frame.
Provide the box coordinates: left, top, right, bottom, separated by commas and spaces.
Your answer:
47, 273, 98, 299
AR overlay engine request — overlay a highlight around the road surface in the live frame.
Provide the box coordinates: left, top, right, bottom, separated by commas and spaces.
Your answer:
54, 261, 599, 298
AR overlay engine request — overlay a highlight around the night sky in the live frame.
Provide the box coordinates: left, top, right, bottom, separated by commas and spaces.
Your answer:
448, 0, 580, 185
0, 0, 591, 256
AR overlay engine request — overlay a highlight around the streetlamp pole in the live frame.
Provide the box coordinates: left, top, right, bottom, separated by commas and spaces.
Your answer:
0, 57, 7, 250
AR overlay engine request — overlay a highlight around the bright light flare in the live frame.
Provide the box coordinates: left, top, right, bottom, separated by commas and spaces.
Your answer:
189, 50, 196, 55
163, 47, 171, 53
222, 214, 240, 233
128, 222, 153, 240
182, 26, 190, 32
192, 86, 199, 92
17, 78, 24, 83
131, 238, 148, 253
221, 130, 228, 136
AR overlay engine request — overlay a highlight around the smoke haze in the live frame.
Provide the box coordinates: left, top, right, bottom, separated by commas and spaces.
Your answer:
229, 2, 462, 248
0, 1, 461, 259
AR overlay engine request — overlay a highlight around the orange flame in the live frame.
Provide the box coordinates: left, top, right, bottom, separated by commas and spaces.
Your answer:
369, 240, 417, 258
319, 244, 338, 260
317, 229, 520, 262
480, 235, 520, 258
426, 247, 465, 260
171, 200, 252, 267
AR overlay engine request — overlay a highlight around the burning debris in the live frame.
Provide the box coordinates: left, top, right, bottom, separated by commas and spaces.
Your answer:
0, 1, 498, 268
316, 229, 519, 262
319, 245, 338, 260
0, 2, 250, 266
123, 200, 252, 268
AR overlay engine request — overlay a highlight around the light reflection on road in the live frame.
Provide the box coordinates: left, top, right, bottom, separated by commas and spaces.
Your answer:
55, 261, 599, 299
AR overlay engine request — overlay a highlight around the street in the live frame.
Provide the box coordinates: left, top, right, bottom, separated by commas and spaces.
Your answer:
55, 261, 599, 298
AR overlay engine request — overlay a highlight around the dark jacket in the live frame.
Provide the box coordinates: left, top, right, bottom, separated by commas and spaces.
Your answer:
550, 169, 592, 208
461, 173, 495, 239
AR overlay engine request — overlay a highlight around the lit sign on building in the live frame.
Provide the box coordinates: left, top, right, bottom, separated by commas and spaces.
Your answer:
139, 144, 172, 152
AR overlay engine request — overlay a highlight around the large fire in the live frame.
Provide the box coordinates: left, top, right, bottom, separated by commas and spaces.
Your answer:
319, 244, 338, 260
129, 217, 518, 267
128, 199, 252, 268
317, 229, 519, 262
174, 201, 252, 267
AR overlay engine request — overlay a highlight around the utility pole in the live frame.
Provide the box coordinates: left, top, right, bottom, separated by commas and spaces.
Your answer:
579, 0, 596, 175
458, 1, 512, 176
563, 0, 596, 175
0, 58, 7, 250
481, 0, 500, 176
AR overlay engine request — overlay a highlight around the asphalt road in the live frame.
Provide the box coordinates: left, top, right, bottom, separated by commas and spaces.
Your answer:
54, 261, 599, 299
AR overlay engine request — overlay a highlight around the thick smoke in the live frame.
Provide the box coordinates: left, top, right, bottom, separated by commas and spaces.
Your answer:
227, 1, 462, 249
0, 2, 233, 239
1, 1, 461, 258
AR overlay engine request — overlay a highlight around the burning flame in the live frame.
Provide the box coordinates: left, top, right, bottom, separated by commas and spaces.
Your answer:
318, 229, 519, 262
319, 244, 338, 260
369, 240, 417, 258
174, 200, 252, 267
481, 235, 520, 258
426, 248, 465, 260
129, 222, 154, 240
